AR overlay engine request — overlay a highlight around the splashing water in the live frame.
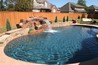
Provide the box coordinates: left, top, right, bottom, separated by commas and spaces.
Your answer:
44, 19, 58, 33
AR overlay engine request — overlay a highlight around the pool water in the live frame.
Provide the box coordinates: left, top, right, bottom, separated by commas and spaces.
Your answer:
4, 26, 98, 65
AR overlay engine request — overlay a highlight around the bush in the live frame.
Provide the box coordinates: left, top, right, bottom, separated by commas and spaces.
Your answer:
66, 16, 69, 21
54, 16, 58, 23
6, 19, 11, 31
0, 26, 6, 33
78, 16, 80, 19
28, 27, 33, 34
63, 16, 65, 22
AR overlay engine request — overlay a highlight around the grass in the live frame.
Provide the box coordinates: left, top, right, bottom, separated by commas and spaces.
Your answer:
94, 19, 98, 22
0, 26, 17, 34
53, 18, 73, 22
92, 19, 98, 25
79, 19, 98, 24
0, 26, 7, 33
58, 20, 63, 22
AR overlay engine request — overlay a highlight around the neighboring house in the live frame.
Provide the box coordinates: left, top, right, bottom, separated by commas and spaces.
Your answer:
60, 2, 86, 13
88, 5, 98, 14
32, 0, 59, 12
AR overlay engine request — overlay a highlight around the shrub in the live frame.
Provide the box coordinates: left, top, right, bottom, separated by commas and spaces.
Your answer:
54, 16, 58, 23
0, 26, 6, 33
6, 19, 11, 31
63, 16, 65, 22
78, 16, 80, 19
28, 28, 33, 34
66, 16, 69, 21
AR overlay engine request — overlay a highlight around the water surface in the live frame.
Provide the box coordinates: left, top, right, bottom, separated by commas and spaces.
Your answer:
4, 26, 98, 65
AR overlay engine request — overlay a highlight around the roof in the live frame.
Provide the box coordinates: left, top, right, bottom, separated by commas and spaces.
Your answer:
60, 2, 86, 13
75, 8, 86, 13
33, 0, 58, 10
60, 2, 74, 12
36, 0, 46, 3
70, 2, 85, 8
88, 5, 98, 10
47, 2, 58, 10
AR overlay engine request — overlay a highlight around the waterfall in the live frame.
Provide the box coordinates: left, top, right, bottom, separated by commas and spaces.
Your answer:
44, 19, 58, 33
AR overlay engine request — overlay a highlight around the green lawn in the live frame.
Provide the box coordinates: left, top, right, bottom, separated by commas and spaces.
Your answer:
0, 26, 7, 33
94, 19, 98, 22
53, 18, 73, 22
0, 26, 17, 34
79, 19, 98, 24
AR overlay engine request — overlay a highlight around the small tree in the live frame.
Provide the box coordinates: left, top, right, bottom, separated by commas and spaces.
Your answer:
54, 16, 58, 23
6, 19, 11, 31
78, 16, 80, 19
66, 16, 69, 22
63, 16, 65, 22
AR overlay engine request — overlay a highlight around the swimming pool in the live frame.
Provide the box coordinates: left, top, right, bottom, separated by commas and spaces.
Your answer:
4, 26, 98, 65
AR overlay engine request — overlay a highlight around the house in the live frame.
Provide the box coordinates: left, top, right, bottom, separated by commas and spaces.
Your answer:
32, 0, 59, 12
60, 2, 86, 13
88, 5, 98, 14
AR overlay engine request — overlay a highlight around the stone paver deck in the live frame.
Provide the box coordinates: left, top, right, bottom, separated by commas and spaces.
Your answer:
0, 35, 10, 42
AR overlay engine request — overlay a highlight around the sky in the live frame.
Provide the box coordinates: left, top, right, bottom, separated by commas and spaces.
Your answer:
48, 0, 98, 8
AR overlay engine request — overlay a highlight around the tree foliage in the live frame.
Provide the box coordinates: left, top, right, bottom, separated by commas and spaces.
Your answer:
6, 0, 33, 11
63, 16, 65, 22
0, 0, 6, 11
15, 0, 33, 11
6, 19, 11, 31
55, 16, 58, 23
78, 16, 80, 19
66, 16, 69, 21
0, 0, 3, 9
77, 0, 86, 7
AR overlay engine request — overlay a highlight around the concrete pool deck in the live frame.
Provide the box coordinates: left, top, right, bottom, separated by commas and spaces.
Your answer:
1, 23, 98, 65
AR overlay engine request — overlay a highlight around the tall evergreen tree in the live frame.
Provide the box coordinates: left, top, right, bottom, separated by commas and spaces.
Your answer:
77, 0, 88, 12
54, 16, 58, 23
6, 19, 11, 31
77, 0, 86, 7
66, 16, 69, 22
63, 16, 65, 22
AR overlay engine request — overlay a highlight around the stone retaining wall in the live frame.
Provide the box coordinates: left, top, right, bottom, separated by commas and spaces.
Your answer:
51, 21, 72, 27
1, 22, 72, 46
3, 28, 29, 46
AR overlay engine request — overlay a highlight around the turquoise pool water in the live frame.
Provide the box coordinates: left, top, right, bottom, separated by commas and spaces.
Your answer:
4, 26, 98, 65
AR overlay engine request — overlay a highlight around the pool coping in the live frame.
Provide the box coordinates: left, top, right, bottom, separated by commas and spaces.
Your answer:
1, 23, 98, 65
72, 23, 98, 28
